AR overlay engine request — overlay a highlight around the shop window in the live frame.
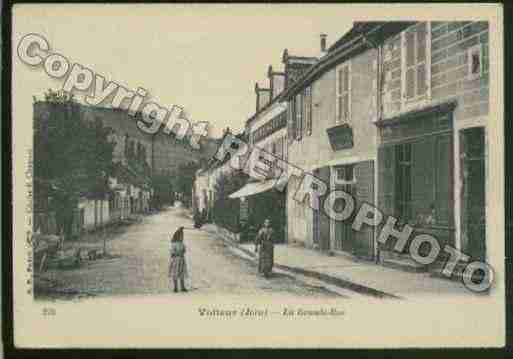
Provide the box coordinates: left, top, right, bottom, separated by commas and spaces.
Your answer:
336, 63, 351, 124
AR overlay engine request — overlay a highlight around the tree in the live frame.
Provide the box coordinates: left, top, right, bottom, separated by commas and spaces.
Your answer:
212, 169, 248, 232
34, 89, 116, 241
151, 173, 173, 210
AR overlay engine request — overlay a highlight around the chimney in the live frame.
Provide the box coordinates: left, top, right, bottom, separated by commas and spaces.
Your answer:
255, 82, 271, 112
320, 34, 328, 56
268, 65, 285, 100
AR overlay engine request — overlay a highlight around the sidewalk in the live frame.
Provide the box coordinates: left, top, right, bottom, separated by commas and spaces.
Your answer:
204, 224, 479, 299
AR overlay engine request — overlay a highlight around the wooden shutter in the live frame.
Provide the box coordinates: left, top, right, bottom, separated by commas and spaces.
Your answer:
287, 98, 296, 143
435, 134, 453, 226
404, 24, 428, 100
405, 31, 416, 100
377, 145, 396, 251
411, 138, 436, 223
305, 86, 312, 136
316, 166, 331, 251
416, 23, 428, 97
353, 161, 375, 260
460, 127, 485, 260
296, 93, 303, 140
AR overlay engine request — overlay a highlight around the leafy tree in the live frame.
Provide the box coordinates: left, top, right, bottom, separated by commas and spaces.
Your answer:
212, 169, 249, 232
34, 89, 116, 240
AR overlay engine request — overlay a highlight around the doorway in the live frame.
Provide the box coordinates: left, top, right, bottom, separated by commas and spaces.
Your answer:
460, 127, 486, 261
333, 164, 357, 253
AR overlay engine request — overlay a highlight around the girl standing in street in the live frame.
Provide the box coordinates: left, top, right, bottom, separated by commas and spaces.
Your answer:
169, 227, 188, 292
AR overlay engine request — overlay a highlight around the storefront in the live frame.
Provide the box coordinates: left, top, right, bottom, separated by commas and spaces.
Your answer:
376, 102, 456, 266
229, 179, 287, 243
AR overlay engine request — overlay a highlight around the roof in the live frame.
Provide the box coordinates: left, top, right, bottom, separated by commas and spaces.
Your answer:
245, 49, 319, 128
281, 21, 415, 100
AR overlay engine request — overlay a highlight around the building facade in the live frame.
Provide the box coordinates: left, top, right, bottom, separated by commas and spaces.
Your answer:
376, 21, 490, 268
226, 50, 318, 241
282, 21, 489, 270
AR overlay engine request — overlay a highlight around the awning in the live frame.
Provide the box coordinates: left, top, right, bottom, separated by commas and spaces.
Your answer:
228, 179, 278, 199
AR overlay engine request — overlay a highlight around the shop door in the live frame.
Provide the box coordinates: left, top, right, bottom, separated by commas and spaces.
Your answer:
460, 127, 486, 261
333, 164, 357, 253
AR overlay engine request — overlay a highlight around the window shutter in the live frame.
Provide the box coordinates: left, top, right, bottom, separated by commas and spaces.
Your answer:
296, 93, 303, 140
304, 87, 312, 136
406, 32, 415, 67
353, 161, 375, 260
416, 64, 427, 96
343, 93, 350, 121
316, 166, 331, 251
435, 134, 453, 225
411, 138, 435, 224
416, 24, 426, 63
377, 145, 396, 251
288, 98, 296, 143
337, 96, 343, 123
343, 67, 349, 92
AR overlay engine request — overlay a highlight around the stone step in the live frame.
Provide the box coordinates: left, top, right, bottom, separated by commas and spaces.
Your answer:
381, 257, 428, 273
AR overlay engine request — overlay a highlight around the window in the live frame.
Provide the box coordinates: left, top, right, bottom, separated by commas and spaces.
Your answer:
336, 63, 351, 124
335, 164, 356, 184
468, 44, 483, 80
304, 86, 313, 136
295, 93, 303, 140
403, 22, 429, 102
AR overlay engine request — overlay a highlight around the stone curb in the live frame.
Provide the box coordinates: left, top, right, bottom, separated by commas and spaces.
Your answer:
208, 226, 401, 300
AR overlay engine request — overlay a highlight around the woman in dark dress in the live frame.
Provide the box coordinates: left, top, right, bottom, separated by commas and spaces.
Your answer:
255, 219, 274, 278
169, 227, 188, 292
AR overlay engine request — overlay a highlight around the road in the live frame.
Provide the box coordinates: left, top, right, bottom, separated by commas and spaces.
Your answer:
39, 206, 339, 299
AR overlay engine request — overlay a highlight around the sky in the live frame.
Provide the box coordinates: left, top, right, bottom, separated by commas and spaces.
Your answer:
13, 4, 353, 137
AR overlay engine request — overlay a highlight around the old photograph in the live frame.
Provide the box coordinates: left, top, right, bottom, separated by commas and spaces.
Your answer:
11, 3, 505, 348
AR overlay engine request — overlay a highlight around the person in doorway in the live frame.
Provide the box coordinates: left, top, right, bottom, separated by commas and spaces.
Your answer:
169, 227, 188, 292
255, 218, 275, 278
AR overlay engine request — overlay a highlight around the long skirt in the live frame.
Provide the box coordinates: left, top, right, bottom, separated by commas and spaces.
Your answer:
169, 256, 188, 280
258, 242, 274, 275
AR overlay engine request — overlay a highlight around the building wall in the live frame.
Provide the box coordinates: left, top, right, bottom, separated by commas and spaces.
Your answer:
287, 47, 379, 247
378, 21, 489, 258
79, 198, 110, 231
430, 21, 489, 256
247, 102, 288, 174
79, 106, 154, 169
